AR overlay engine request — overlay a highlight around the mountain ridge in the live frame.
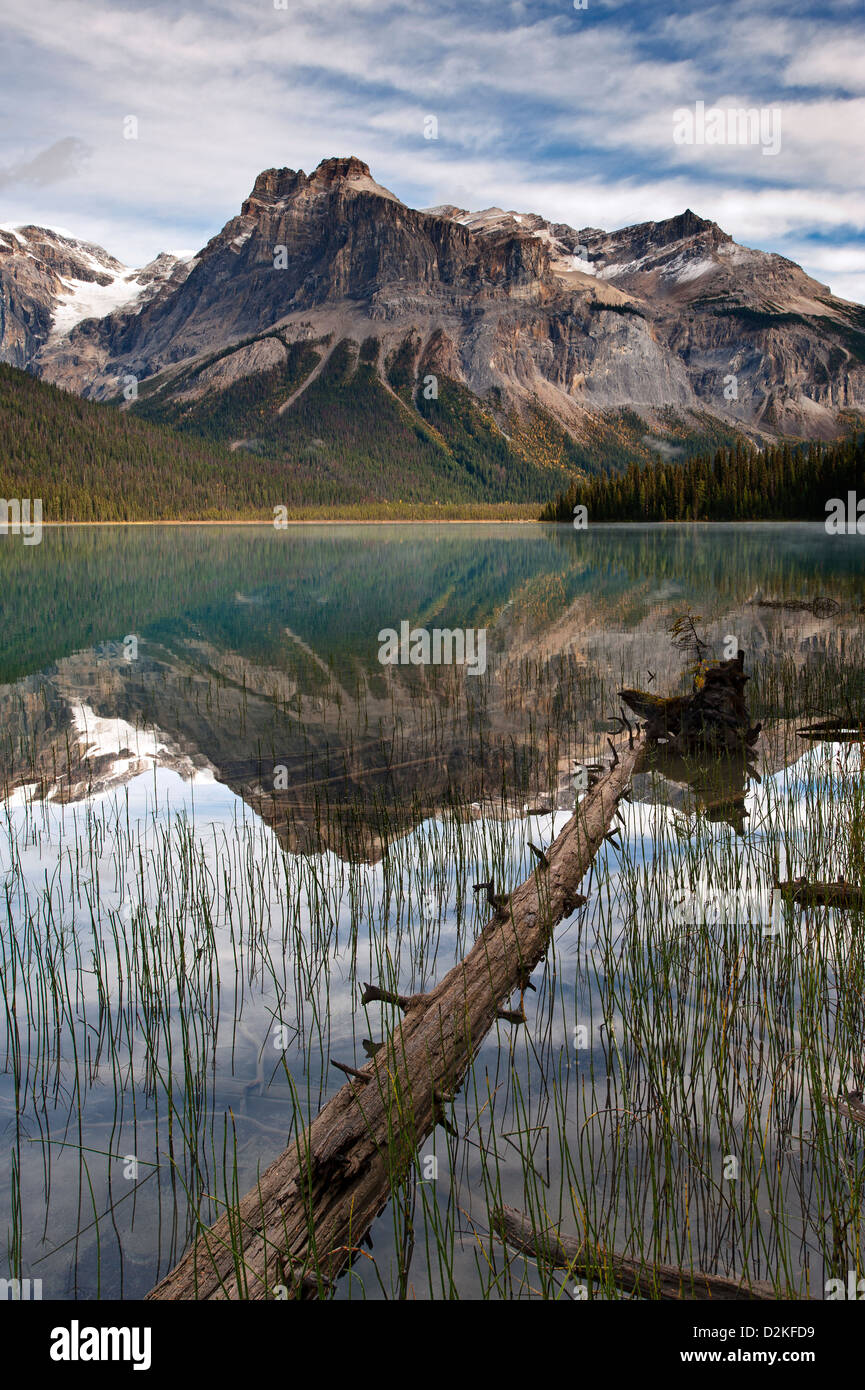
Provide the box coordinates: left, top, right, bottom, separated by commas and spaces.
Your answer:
0, 223, 192, 369
3, 156, 864, 487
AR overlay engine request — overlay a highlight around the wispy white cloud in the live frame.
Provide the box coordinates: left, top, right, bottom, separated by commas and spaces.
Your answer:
783, 37, 865, 92
0, 0, 861, 304
0, 138, 91, 190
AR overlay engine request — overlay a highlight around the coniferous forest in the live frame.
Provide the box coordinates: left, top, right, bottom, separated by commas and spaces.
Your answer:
0, 363, 538, 518
541, 433, 865, 523
2, 360, 863, 524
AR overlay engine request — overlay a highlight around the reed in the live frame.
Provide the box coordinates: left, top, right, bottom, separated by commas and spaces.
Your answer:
1, 553, 865, 1299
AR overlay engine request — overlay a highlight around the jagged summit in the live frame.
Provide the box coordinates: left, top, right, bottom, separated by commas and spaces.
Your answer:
421, 203, 470, 221
246, 156, 401, 209
645, 209, 727, 243
310, 155, 377, 185
3, 156, 863, 446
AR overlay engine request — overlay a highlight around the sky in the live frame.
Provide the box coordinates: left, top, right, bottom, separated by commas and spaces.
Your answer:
2, 0, 864, 300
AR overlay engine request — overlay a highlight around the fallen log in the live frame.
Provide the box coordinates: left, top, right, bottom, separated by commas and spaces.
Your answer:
749, 596, 839, 619
492, 1204, 806, 1300
776, 878, 865, 910
147, 734, 645, 1299
797, 717, 865, 743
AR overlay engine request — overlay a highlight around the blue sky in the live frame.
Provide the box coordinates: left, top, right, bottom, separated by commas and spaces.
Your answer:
2, 0, 864, 299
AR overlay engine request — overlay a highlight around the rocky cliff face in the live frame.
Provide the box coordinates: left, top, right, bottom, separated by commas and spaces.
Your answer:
7, 157, 865, 445
0, 225, 191, 370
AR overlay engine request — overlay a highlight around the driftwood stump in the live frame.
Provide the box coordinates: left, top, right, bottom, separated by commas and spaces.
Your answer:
621, 650, 761, 756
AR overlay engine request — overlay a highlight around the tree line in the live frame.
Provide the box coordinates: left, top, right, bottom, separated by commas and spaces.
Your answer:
541, 433, 865, 523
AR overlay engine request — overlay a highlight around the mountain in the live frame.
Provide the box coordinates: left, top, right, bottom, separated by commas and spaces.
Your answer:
4, 157, 865, 496
0, 223, 191, 369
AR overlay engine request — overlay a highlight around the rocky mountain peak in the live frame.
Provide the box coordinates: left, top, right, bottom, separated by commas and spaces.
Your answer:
307, 155, 402, 202
421, 203, 470, 221
310, 155, 373, 185
593, 208, 731, 261
242, 156, 401, 218
667, 209, 727, 242
0, 224, 190, 369
245, 166, 305, 204
6, 157, 864, 446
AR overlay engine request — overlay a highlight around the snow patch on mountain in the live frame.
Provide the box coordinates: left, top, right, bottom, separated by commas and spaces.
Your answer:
51, 273, 150, 335
0, 224, 193, 339
596, 257, 645, 280
659, 254, 718, 284
716, 242, 763, 267
0, 223, 28, 246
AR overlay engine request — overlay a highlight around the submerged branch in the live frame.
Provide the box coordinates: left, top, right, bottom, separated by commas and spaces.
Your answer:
492, 1204, 807, 1301
776, 879, 865, 911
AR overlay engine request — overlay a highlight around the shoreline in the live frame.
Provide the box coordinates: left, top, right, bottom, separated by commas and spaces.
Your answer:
40, 517, 540, 527
34, 517, 840, 528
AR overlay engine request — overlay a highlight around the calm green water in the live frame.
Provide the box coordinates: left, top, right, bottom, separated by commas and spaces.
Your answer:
1, 521, 862, 816
0, 523, 863, 1299
2, 522, 863, 688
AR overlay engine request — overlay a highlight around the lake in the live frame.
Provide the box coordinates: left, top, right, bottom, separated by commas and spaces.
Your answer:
1, 522, 863, 1299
